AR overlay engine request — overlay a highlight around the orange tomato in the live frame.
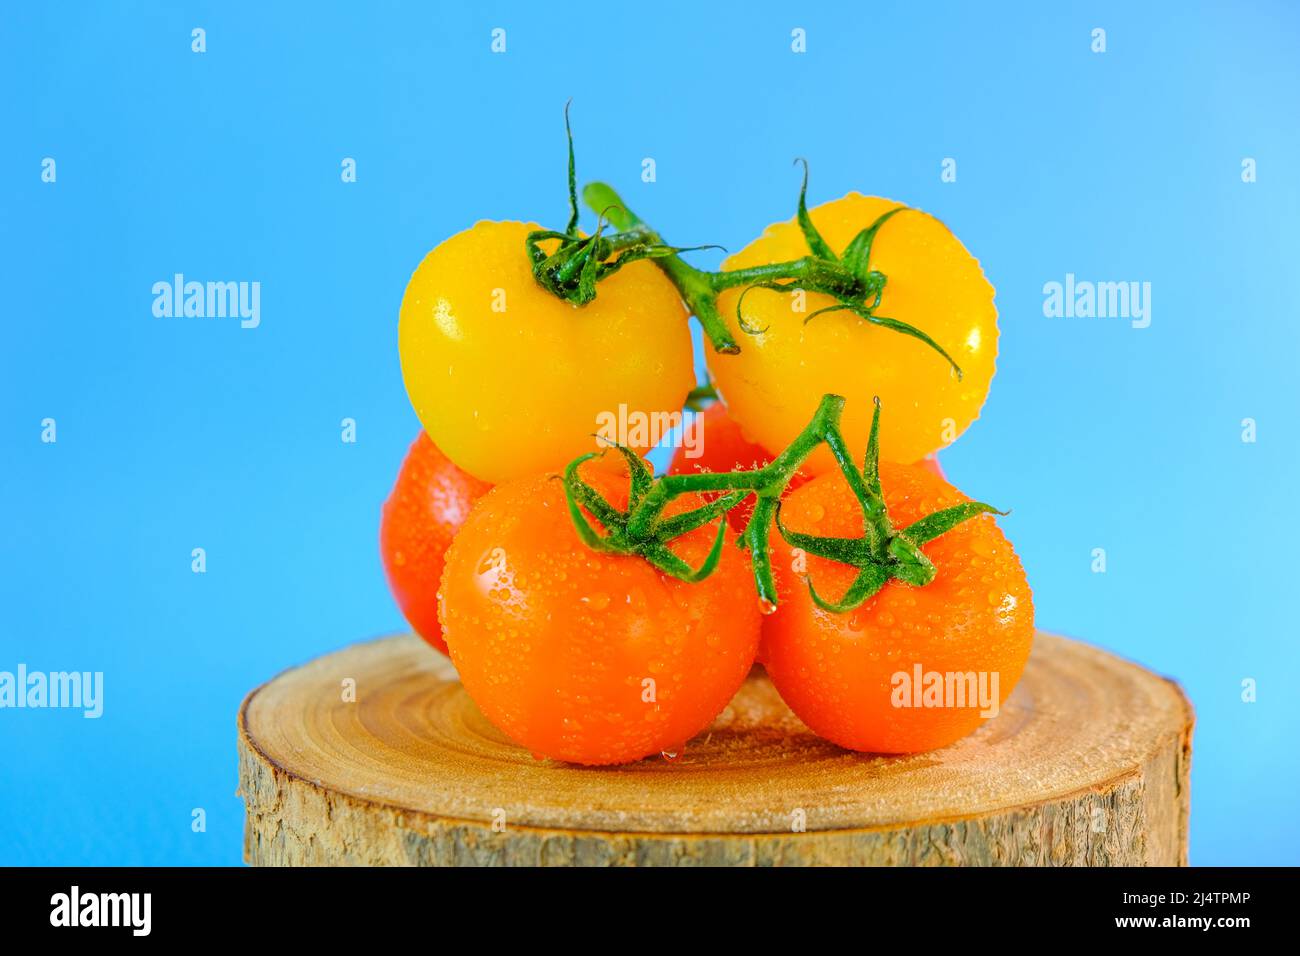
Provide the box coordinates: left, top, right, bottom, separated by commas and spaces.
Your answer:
380, 432, 491, 656
438, 457, 761, 765
763, 461, 1033, 753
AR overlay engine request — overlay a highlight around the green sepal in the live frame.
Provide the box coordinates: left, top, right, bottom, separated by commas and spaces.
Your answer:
805, 564, 890, 614
654, 490, 749, 540
840, 206, 907, 279
559, 455, 624, 530
793, 158, 836, 262
857, 310, 964, 380
801, 301, 852, 324
644, 517, 729, 583
597, 439, 652, 510
560, 456, 624, 552
862, 396, 882, 497
563, 100, 579, 235
735, 281, 794, 334
774, 504, 870, 565
902, 501, 1005, 545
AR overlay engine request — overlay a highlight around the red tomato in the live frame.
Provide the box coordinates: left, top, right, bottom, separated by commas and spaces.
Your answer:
380, 432, 492, 655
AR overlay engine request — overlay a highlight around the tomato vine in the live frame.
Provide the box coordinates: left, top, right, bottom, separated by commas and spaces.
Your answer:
529, 106, 963, 377
526, 105, 720, 312
562, 395, 1002, 613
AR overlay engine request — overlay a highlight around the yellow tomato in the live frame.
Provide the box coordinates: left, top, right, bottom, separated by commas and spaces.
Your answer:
399, 221, 694, 483
708, 194, 997, 470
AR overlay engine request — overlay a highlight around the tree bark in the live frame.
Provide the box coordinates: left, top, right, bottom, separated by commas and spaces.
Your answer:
237, 632, 1192, 866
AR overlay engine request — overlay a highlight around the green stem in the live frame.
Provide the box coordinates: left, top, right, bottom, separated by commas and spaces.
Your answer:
745, 495, 780, 608
579, 183, 957, 375
582, 182, 739, 354
708, 257, 858, 297
535, 122, 959, 374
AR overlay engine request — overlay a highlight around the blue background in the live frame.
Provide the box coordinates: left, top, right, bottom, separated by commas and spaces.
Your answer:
2, 1, 1297, 866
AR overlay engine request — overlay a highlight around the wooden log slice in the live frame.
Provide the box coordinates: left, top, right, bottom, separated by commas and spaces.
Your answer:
237, 632, 1192, 866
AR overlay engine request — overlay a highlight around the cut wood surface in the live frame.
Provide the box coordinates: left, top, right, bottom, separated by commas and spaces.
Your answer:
237, 632, 1192, 866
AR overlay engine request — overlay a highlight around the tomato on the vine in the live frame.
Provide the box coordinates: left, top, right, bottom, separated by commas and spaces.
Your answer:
380, 431, 492, 656
763, 460, 1033, 753
399, 220, 695, 484
438, 455, 760, 766
708, 194, 997, 471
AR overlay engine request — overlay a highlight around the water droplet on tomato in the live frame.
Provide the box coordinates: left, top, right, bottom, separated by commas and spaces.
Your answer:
661, 746, 684, 762
581, 592, 610, 611
476, 548, 504, 575
759, 598, 778, 616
